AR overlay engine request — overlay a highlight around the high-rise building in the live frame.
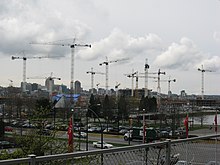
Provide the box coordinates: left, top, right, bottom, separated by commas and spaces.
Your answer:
75, 80, 82, 94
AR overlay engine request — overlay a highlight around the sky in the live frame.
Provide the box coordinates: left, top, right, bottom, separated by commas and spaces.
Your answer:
0, 0, 220, 95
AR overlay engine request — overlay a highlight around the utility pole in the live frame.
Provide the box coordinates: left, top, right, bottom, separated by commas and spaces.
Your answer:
198, 65, 213, 100
86, 67, 105, 94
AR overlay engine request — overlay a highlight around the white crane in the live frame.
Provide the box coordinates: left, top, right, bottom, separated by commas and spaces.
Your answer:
96, 83, 100, 95
99, 56, 128, 95
151, 69, 166, 112
127, 71, 157, 97
30, 38, 91, 94
27, 72, 61, 100
124, 69, 138, 97
11, 50, 49, 92
198, 65, 213, 100
154, 77, 176, 98
8, 79, 13, 87
86, 67, 105, 94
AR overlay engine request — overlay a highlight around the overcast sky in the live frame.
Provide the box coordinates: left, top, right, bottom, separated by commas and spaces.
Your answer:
0, 0, 220, 95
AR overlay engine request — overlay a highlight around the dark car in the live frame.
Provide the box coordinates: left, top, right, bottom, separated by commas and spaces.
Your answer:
37, 129, 51, 136
0, 141, 15, 149
4, 126, 13, 132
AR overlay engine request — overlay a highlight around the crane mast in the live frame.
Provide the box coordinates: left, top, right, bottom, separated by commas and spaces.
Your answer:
198, 65, 213, 100
30, 39, 91, 94
129, 71, 157, 97
86, 67, 104, 94
27, 73, 61, 100
155, 77, 176, 98
124, 69, 138, 97
100, 57, 128, 95
11, 51, 48, 93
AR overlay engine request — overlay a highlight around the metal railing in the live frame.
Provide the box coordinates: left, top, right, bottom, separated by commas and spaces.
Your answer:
0, 134, 220, 165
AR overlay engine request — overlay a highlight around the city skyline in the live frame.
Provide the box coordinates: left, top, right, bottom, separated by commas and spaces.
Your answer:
0, 0, 220, 95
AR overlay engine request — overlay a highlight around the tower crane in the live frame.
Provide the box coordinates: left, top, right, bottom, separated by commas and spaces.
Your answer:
8, 79, 13, 87
86, 67, 105, 94
30, 38, 91, 94
126, 70, 157, 97
96, 83, 100, 95
154, 77, 176, 98
124, 69, 138, 97
27, 72, 61, 99
99, 56, 128, 95
198, 65, 213, 100
11, 51, 49, 92
115, 82, 121, 100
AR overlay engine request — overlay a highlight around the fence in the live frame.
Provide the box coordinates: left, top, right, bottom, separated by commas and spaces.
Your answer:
0, 134, 220, 165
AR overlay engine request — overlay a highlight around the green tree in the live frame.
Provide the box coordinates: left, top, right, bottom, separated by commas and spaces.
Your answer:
118, 95, 128, 121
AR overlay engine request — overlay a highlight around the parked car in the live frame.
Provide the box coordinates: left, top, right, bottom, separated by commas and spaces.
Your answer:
22, 123, 35, 128
205, 161, 220, 165
88, 127, 97, 132
169, 130, 180, 137
73, 132, 87, 138
0, 141, 15, 149
4, 126, 13, 132
119, 129, 128, 134
175, 160, 189, 165
37, 129, 51, 136
92, 141, 113, 149
45, 124, 55, 130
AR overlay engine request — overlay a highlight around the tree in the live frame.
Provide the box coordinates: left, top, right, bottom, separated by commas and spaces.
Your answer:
118, 95, 128, 121
102, 95, 113, 121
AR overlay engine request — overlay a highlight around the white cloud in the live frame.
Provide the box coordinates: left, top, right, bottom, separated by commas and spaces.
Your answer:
153, 37, 206, 70
199, 56, 220, 71
213, 31, 220, 42
0, 0, 92, 57
77, 28, 163, 62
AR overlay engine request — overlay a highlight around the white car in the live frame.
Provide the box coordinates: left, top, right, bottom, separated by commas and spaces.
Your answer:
73, 132, 87, 138
92, 141, 113, 149
175, 161, 188, 165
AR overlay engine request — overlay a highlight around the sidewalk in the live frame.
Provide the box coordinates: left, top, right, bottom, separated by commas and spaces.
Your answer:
189, 126, 220, 136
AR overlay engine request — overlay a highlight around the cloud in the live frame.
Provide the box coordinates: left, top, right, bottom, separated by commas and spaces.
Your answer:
77, 28, 163, 62
199, 56, 220, 71
213, 31, 220, 42
0, 0, 92, 57
153, 37, 207, 70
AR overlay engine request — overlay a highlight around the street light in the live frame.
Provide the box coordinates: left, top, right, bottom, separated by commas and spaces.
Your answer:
143, 109, 146, 143
86, 105, 103, 151
86, 105, 104, 165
